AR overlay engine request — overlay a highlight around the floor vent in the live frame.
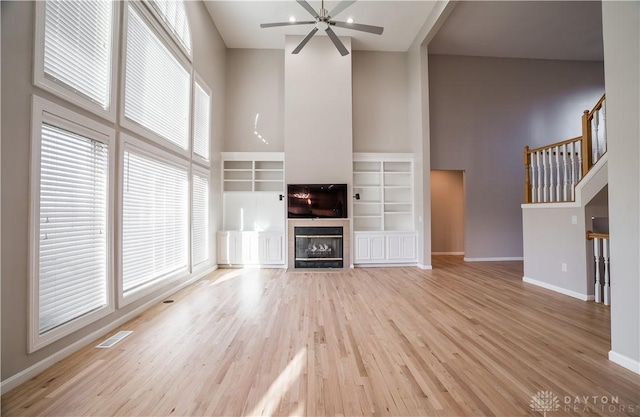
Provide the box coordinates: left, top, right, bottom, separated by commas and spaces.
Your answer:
96, 331, 133, 349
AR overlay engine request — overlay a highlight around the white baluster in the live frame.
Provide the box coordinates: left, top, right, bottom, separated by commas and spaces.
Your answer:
602, 100, 607, 155
593, 109, 600, 162
576, 144, 583, 180
603, 238, 611, 306
570, 142, 577, 201
594, 237, 602, 303
555, 146, 561, 201
536, 151, 542, 203
563, 143, 569, 201
530, 163, 536, 203
543, 150, 549, 202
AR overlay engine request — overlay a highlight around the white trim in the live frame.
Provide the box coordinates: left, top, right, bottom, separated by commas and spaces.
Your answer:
464, 257, 523, 262
608, 350, 640, 375
29, 96, 116, 353
118, 133, 191, 307
33, 1, 120, 122
432, 252, 464, 255
1, 265, 216, 395
119, 1, 192, 159
221, 152, 285, 162
354, 263, 418, 268
522, 276, 591, 301
417, 263, 433, 270
353, 152, 415, 162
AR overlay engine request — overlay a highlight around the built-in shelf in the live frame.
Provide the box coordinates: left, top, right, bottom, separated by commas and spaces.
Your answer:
222, 153, 284, 193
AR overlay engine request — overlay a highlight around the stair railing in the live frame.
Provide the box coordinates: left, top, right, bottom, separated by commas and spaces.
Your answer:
587, 231, 610, 305
523, 94, 605, 203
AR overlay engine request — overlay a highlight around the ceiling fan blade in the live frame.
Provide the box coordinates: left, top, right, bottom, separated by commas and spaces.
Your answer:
260, 21, 316, 28
292, 27, 319, 54
328, 0, 356, 18
325, 27, 349, 56
296, 0, 319, 19
331, 21, 384, 35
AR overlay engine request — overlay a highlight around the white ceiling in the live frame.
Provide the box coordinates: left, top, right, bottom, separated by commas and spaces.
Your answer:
203, 1, 439, 51
203, 1, 604, 61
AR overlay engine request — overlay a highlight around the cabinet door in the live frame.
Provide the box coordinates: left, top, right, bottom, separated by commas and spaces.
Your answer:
387, 235, 403, 260
370, 235, 386, 260
401, 234, 416, 260
355, 235, 371, 262
217, 233, 231, 264
259, 233, 284, 265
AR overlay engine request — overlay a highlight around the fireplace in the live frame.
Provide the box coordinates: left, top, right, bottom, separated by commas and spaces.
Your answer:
294, 226, 343, 268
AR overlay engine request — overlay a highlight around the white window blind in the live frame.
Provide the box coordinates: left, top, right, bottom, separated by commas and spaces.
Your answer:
193, 81, 211, 161
148, 0, 192, 56
43, 0, 113, 109
122, 148, 188, 294
38, 123, 109, 334
192, 171, 209, 267
124, 5, 190, 149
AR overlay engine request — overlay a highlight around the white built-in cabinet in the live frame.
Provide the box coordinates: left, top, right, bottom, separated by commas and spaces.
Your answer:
219, 153, 285, 266
353, 154, 417, 265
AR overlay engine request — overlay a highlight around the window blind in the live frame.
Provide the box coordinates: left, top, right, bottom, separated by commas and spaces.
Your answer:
122, 148, 188, 294
38, 123, 109, 334
124, 5, 190, 150
43, 0, 113, 109
192, 171, 209, 267
148, 0, 192, 56
193, 81, 211, 161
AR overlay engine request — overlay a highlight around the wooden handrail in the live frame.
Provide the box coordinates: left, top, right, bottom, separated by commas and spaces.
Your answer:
589, 94, 606, 116
525, 136, 582, 154
586, 231, 609, 240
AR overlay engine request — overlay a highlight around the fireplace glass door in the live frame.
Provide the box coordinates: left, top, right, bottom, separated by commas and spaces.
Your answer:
294, 227, 343, 268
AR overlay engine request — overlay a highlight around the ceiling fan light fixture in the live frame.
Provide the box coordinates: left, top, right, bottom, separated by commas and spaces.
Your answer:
316, 21, 329, 30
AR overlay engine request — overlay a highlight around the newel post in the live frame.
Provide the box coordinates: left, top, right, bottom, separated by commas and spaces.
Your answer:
523, 146, 531, 203
581, 110, 593, 176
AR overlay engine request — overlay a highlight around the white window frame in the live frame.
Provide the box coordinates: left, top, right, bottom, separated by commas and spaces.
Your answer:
119, 1, 192, 159
33, 1, 120, 122
191, 165, 211, 272
118, 133, 191, 307
29, 96, 115, 353
143, 0, 193, 61
192, 72, 212, 167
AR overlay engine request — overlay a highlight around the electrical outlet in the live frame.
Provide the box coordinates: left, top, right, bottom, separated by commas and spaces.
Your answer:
561, 263, 567, 272
571, 215, 578, 225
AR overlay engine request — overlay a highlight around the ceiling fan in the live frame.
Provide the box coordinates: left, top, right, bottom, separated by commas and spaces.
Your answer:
260, 0, 384, 56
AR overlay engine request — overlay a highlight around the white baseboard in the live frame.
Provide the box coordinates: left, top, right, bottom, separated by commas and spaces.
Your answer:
417, 263, 433, 270
464, 257, 524, 262
354, 262, 418, 268
432, 252, 464, 255
522, 276, 590, 301
0, 266, 217, 395
609, 350, 640, 375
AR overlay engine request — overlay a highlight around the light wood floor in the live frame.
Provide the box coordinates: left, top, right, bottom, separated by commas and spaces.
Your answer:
3, 257, 639, 416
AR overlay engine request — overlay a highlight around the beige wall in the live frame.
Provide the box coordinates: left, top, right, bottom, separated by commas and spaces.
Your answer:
431, 170, 464, 254
428, 55, 605, 259
284, 35, 353, 185
224, 49, 284, 152
352, 51, 409, 153
602, 1, 640, 371
0, 0, 227, 383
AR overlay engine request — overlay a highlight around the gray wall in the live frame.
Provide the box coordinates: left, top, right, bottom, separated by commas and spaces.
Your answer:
224, 49, 284, 152
431, 170, 464, 253
352, 51, 409, 153
602, 1, 640, 370
428, 55, 605, 259
0, 0, 227, 383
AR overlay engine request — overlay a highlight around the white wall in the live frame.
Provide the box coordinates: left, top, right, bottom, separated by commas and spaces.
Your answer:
224, 49, 284, 152
284, 35, 353, 185
431, 170, 464, 254
0, 0, 227, 384
352, 51, 409, 153
428, 55, 605, 260
602, 1, 640, 373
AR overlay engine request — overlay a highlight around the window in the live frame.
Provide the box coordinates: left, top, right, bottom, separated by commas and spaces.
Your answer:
35, 0, 118, 120
192, 78, 211, 162
147, 0, 192, 57
192, 169, 210, 267
123, 4, 190, 151
121, 137, 189, 300
30, 97, 114, 352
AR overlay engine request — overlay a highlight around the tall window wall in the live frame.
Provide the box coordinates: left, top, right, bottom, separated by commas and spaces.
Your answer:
29, 0, 212, 352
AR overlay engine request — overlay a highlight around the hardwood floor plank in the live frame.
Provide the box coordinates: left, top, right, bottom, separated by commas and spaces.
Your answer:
3, 257, 639, 416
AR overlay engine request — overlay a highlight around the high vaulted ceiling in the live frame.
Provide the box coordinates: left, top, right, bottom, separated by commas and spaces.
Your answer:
203, 1, 604, 61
